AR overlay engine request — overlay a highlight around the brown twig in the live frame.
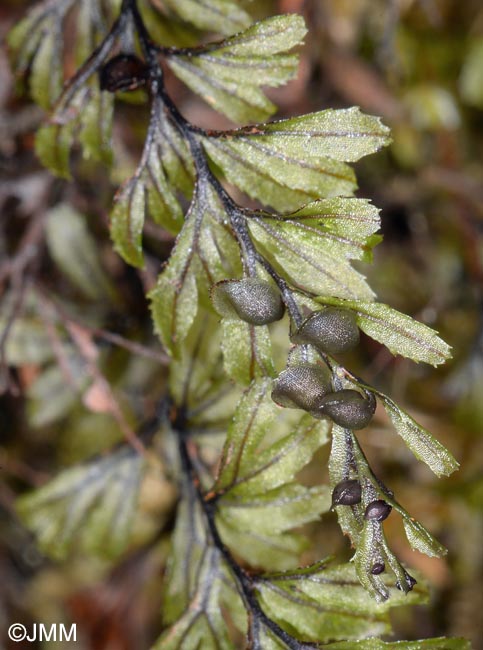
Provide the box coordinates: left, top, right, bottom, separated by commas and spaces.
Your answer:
0, 448, 50, 487
35, 285, 169, 364
65, 320, 148, 457
0, 209, 49, 393
37, 299, 79, 389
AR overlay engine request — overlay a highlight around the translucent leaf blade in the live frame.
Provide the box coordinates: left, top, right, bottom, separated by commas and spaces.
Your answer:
256, 561, 427, 643
35, 123, 74, 179
167, 56, 277, 124
162, 496, 208, 624
402, 518, 447, 558
248, 217, 374, 300
317, 298, 451, 366
460, 38, 483, 108
149, 219, 200, 356
220, 483, 330, 534
249, 107, 391, 162
110, 179, 146, 267
325, 638, 470, 649
285, 197, 382, 262
0, 315, 53, 366
46, 204, 115, 300
216, 514, 308, 571
160, 0, 251, 35
379, 393, 459, 477
203, 136, 357, 212
156, 547, 234, 650
220, 318, 274, 386
110, 101, 195, 266
150, 185, 241, 356
79, 85, 114, 165
30, 22, 63, 109
168, 310, 228, 411
215, 14, 307, 56
27, 353, 88, 428
224, 414, 329, 497
166, 15, 306, 124
215, 378, 278, 492
17, 446, 145, 559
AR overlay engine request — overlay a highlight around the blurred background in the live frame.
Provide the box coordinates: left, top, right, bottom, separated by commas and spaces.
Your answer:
1, 0, 482, 648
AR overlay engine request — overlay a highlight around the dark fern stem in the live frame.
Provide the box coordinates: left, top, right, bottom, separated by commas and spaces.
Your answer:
173, 408, 319, 650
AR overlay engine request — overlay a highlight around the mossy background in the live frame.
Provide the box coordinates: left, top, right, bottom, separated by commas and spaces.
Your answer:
0, 0, 482, 648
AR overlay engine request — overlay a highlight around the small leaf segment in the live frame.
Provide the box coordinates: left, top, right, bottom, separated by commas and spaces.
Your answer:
9, 0, 466, 648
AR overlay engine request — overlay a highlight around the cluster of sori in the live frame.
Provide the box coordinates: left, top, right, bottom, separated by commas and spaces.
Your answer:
330, 479, 401, 579
212, 277, 374, 428
210, 276, 402, 581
